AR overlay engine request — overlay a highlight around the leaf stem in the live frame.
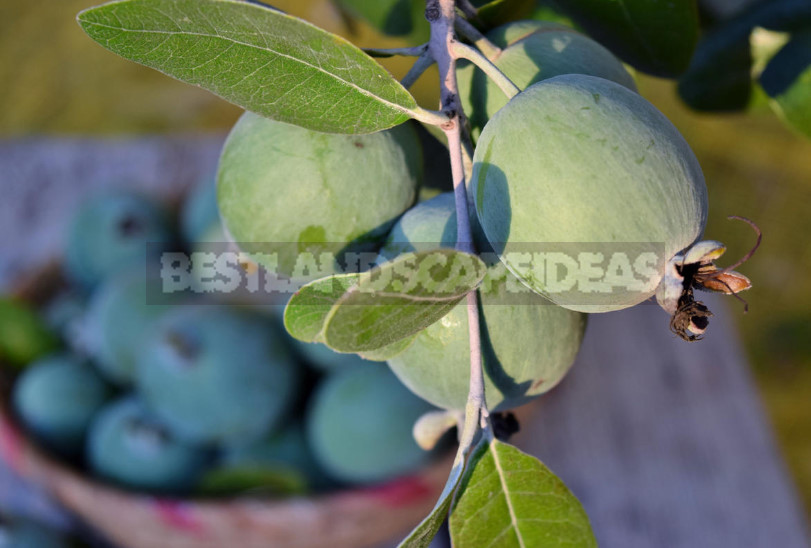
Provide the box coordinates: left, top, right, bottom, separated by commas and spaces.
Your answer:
456, 0, 479, 21
364, 44, 429, 58
454, 16, 502, 60
410, 106, 451, 126
401, 51, 436, 89
428, 0, 491, 443
451, 41, 520, 99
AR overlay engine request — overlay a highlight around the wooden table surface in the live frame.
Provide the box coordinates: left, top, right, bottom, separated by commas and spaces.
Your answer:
0, 137, 808, 548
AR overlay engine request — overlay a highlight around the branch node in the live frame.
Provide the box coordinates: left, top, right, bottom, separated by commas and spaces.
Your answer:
425, 0, 440, 21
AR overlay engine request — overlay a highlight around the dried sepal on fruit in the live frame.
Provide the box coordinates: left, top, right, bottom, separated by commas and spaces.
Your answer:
657, 216, 761, 341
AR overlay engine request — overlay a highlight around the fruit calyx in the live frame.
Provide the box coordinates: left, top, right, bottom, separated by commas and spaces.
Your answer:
657, 216, 761, 341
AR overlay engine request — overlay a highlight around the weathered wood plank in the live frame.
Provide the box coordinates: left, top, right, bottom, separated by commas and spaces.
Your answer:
513, 298, 810, 548
0, 138, 807, 547
0, 136, 223, 288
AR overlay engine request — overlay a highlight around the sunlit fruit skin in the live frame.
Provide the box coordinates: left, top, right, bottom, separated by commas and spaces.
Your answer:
13, 355, 111, 457
64, 190, 172, 289
83, 272, 176, 386
472, 74, 708, 312
136, 307, 298, 445
388, 296, 586, 412
457, 20, 637, 139
217, 113, 422, 279
378, 192, 458, 261
382, 193, 586, 411
86, 397, 209, 493
306, 365, 434, 484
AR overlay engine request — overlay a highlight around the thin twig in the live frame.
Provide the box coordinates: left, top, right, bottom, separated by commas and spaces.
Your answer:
454, 15, 501, 60
450, 41, 520, 99
428, 0, 491, 437
401, 51, 435, 89
363, 43, 429, 58
460, 127, 475, 185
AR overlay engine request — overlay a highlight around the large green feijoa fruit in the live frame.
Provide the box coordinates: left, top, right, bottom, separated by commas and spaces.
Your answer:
83, 272, 177, 386
217, 113, 422, 280
136, 307, 298, 446
382, 193, 586, 412
457, 20, 637, 139
87, 397, 209, 493
64, 190, 172, 289
472, 74, 708, 313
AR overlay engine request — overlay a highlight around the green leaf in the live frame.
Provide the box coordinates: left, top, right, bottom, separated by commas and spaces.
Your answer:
678, 21, 753, 111
283, 273, 361, 343
552, 0, 700, 77
530, 2, 578, 28
450, 439, 597, 548
197, 465, 308, 497
357, 335, 416, 361
398, 396, 480, 548
335, 0, 429, 42
399, 456, 466, 548
322, 250, 487, 352
0, 297, 60, 369
476, 0, 537, 29
677, 0, 811, 112
745, 0, 811, 33
77, 0, 418, 134
760, 32, 811, 139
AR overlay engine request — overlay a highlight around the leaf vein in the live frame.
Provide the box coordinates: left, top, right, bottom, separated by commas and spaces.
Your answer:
491, 442, 526, 548
80, 20, 414, 116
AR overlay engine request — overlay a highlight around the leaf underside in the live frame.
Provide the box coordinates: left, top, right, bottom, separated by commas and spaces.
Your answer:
398, 390, 482, 548
357, 335, 417, 361
284, 250, 485, 353
283, 272, 361, 343
78, 0, 417, 133
322, 249, 487, 352
760, 32, 811, 139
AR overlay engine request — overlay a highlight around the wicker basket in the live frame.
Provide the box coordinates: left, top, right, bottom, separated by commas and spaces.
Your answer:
0, 263, 455, 548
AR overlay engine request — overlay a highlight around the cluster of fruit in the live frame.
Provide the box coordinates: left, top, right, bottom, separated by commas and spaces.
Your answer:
217, 20, 720, 413
68, 2, 763, 543
5, 181, 437, 497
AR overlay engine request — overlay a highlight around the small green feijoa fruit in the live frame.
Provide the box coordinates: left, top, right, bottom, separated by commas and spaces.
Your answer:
87, 397, 209, 493
457, 20, 636, 139
382, 193, 586, 411
64, 190, 172, 289
217, 113, 422, 279
13, 355, 111, 456
472, 74, 708, 312
82, 272, 176, 386
136, 307, 298, 445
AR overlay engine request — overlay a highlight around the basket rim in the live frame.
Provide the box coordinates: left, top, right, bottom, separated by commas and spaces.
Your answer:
0, 259, 455, 512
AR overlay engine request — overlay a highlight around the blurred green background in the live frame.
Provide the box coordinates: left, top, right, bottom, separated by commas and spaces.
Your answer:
1, 0, 809, 521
